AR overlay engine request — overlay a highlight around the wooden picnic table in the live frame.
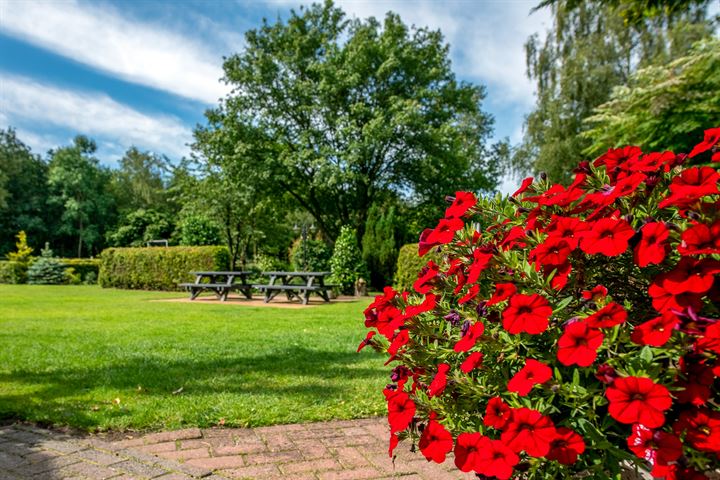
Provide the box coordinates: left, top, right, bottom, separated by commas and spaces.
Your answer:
253, 271, 334, 305
178, 271, 253, 301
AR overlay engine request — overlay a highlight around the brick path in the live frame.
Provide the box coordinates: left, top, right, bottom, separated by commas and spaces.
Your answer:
1, 418, 473, 479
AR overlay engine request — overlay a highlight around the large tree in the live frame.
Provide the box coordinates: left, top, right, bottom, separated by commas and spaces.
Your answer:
110, 147, 170, 214
0, 129, 50, 255
513, 0, 715, 183
195, 0, 499, 240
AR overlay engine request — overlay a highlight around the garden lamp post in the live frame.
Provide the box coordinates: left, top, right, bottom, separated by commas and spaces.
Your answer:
293, 221, 315, 271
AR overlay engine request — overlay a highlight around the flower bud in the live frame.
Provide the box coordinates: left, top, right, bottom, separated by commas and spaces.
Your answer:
445, 195, 456, 205
443, 309, 461, 327
539, 172, 548, 181
461, 319, 471, 337
595, 364, 617, 385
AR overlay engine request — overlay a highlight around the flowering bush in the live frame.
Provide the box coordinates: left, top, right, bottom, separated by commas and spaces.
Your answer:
360, 128, 720, 479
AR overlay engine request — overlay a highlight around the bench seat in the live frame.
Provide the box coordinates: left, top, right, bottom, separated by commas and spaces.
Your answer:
252, 283, 331, 304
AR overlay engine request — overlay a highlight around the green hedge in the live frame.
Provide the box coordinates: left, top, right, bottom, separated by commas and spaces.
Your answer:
0, 261, 27, 284
59, 259, 100, 282
99, 246, 230, 291
394, 243, 441, 291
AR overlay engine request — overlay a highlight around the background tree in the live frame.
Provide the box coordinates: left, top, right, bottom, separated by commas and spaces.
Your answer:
582, 37, 720, 156
0, 129, 51, 255
513, 0, 715, 183
47, 136, 115, 257
195, 0, 499, 242
110, 147, 169, 214
362, 203, 401, 289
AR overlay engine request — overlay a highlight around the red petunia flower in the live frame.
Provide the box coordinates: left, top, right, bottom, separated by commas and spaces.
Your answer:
387, 330, 410, 356
427, 363, 451, 397
458, 284, 480, 304
659, 166, 720, 209
487, 282, 517, 306
580, 218, 635, 257
418, 417, 454, 463
467, 249, 494, 284
453, 321, 485, 352
460, 351, 484, 373
630, 314, 678, 347
688, 127, 720, 158
474, 436, 520, 480
582, 285, 608, 301
634, 222, 669, 267
357, 330, 376, 352
673, 408, 720, 453
512, 177, 534, 197
454, 432, 485, 472
388, 432, 399, 457
502, 294, 552, 335
695, 322, 720, 354
418, 228, 439, 256
384, 388, 416, 433
405, 293, 437, 318
679, 221, 720, 255
507, 358, 552, 396
605, 376, 672, 428
530, 237, 572, 268
445, 191, 477, 219
413, 261, 439, 294
545, 215, 589, 249
595, 364, 618, 384
426, 217, 464, 245
627, 424, 682, 466
484, 397, 511, 429
594, 146, 642, 175
546, 427, 585, 465
662, 258, 720, 295
501, 407, 557, 457
557, 321, 604, 367
648, 275, 704, 314
585, 302, 627, 328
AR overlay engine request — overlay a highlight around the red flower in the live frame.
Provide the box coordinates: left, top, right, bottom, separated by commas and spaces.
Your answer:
405, 293, 437, 318
418, 417, 453, 463
453, 432, 484, 472
605, 376, 672, 428
502, 294, 552, 335
388, 432, 399, 457
460, 351, 483, 373
594, 146, 642, 174
484, 397, 511, 429
413, 261, 439, 294
486, 282, 516, 306
627, 424, 682, 466
467, 249, 494, 284
695, 322, 720, 354
512, 177, 534, 197
679, 221, 720, 255
662, 258, 720, 295
428, 363, 450, 397
580, 218, 635, 257
595, 364, 618, 384
458, 284, 480, 304
546, 427, 585, 465
659, 166, 720, 209
630, 314, 678, 347
545, 215, 588, 249
673, 408, 720, 453
357, 330, 376, 352
501, 407, 557, 457
384, 389, 416, 433
634, 222, 669, 267
474, 436, 520, 480
648, 275, 704, 314
582, 285, 608, 301
557, 321, 604, 367
387, 330, 410, 356
418, 228, 439, 256
688, 127, 720, 158
507, 358, 552, 396
426, 217, 464, 245
530, 237, 572, 268
445, 191, 477, 219
453, 321, 485, 352
585, 302, 627, 328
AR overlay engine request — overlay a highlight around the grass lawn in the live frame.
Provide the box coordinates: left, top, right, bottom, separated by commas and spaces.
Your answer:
0, 285, 387, 432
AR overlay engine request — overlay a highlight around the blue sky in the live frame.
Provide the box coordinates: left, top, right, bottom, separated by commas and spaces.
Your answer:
0, 0, 550, 190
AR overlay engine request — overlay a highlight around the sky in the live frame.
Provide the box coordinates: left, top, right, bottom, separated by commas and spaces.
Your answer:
0, 0, 550, 191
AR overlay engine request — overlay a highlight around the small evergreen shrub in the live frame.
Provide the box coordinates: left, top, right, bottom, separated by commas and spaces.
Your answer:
363, 205, 399, 289
7, 231, 33, 264
289, 238, 332, 272
0, 261, 26, 284
329, 225, 369, 295
27, 244, 66, 285
98, 246, 230, 291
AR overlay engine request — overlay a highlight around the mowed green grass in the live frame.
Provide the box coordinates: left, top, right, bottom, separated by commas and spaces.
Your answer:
0, 285, 386, 432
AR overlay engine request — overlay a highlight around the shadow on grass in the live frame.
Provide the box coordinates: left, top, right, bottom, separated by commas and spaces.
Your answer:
0, 347, 386, 430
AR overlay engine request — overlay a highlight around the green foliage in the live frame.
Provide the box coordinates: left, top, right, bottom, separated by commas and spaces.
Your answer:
194, 0, 499, 241
583, 37, 720, 156
289, 238, 333, 272
107, 209, 174, 247
177, 213, 222, 246
0, 261, 27, 284
98, 246, 230, 291
58, 258, 100, 283
329, 226, 369, 295
362, 204, 399, 289
253, 253, 290, 272
6, 231, 33, 264
394, 243, 440, 291
514, 0, 715, 183
27, 244, 66, 285
109, 147, 169, 214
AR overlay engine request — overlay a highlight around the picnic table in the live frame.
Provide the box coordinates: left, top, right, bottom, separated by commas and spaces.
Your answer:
253, 271, 334, 305
178, 271, 253, 301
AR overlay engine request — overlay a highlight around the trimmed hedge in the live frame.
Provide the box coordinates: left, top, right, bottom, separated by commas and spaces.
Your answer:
99, 246, 230, 291
394, 243, 440, 291
59, 259, 100, 282
0, 261, 27, 284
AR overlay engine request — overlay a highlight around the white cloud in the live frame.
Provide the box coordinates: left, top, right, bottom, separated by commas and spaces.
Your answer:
1, 74, 193, 158
0, 0, 228, 104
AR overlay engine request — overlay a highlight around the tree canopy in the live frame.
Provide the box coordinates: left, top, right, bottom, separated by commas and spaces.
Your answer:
194, 0, 499, 240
